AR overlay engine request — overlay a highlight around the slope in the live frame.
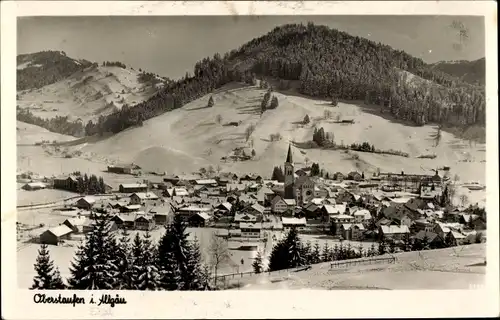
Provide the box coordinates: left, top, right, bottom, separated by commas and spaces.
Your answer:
73, 84, 485, 188
17, 62, 165, 123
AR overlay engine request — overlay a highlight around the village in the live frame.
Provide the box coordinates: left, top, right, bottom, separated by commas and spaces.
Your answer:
18, 144, 486, 257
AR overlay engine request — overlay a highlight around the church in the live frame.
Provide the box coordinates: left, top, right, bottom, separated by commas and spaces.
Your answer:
283, 144, 315, 206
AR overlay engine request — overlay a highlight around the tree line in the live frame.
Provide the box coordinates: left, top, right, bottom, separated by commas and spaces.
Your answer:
31, 213, 212, 290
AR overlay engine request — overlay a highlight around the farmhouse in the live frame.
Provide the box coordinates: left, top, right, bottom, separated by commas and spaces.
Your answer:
119, 183, 148, 193
111, 213, 136, 229
189, 212, 211, 227
413, 231, 445, 249
121, 204, 141, 213
62, 216, 89, 233
340, 223, 365, 240
165, 188, 189, 197
21, 182, 47, 191
244, 203, 265, 216
39, 225, 73, 245
134, 215, 155, 231
353, 209, 372, 223
271, 196, 288, 213
194, 179, 218, 186
107, 163, 140, 175
234, 213, 257, 223
239, 222, 262, 238
75, 196, 96, 210
446, 230, 467, 246
129, 192, 159, 205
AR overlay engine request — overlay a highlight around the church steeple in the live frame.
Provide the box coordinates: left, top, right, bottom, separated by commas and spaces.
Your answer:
284, 144, 295, 200
286, 144, 293, 163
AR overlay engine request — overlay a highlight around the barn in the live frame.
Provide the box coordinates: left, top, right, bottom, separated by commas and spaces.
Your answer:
39, 225, 73, 245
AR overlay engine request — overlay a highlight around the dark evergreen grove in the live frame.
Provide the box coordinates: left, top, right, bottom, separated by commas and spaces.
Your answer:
17, 24, 485, 142
54, 213, 211, 290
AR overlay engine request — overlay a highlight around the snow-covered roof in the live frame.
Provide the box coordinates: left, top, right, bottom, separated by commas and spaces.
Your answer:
46, 225, 73, 237
281, 217, 307, 225
120, 183, 147, 188
283, 199, 297, 206
240, 222, 262, 229
331, 214, 354, 220
195, 179, 218, 185
131, 192, 159, 200
380, 225, 410, 234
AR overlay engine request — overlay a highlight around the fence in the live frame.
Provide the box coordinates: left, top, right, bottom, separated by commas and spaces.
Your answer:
330, 256, 397, 269
211, 265, 310, 284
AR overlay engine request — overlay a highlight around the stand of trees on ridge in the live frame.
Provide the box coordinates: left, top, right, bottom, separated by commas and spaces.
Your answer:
17, 24, 485, 141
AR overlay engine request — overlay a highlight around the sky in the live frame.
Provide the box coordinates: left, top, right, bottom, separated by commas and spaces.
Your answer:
18, 16, 485, 80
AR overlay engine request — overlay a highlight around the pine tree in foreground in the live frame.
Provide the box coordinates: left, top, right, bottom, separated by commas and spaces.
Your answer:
321, 242, 330, 262
157, 226, 180, 290
115, 229, 134, 289
68, 212, 119, 289
134, 231, 160, 291
32, 244, 66, 289
252, 251, 264, 273
311, 241, 321, 264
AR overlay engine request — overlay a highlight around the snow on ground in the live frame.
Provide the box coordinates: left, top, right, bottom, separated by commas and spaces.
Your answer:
16, 121, 76, 145
233, 244, 486, 290
16, 66, 160, 123
16, 83, 487, 207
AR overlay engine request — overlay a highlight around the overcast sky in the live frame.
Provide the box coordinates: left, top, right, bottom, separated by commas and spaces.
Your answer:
18, 16, 485, 80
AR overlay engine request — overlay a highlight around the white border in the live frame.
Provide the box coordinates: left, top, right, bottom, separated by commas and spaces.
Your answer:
2, 1, 499, 319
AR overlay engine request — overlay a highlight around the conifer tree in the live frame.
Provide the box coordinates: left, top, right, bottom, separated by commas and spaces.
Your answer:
270, 96, 279, 109
115, 229, 134, 289
252, 251, 264, 273
67, 213, 119, 289
321, 242, 330, 262
311, 241, 321, 264
378, 240, 387, 255
32, 244, 66, 289
303, 114, 310, 125
157, 226, 180, 290
186, 236, 204, 290
134, 231, 160, 290
207, 96, 215, 108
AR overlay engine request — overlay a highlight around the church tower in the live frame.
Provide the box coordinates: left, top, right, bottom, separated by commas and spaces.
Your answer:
284, 144, 295, 199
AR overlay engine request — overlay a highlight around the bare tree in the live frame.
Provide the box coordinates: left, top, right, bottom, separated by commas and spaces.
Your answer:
208, 232, 231, 288
453, 174, 460, 184
207, 165, 215, 177
215, 164, 222, 175
323, 109, 332, 120
304, 157, 310, 167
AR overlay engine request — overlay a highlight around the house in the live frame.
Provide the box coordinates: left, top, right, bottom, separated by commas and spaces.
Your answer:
239, 222, 262, 238
189, 212, 211, 227
119, 183, 148, 193
282, 217, 307, 230
75, 196, 96, 210
413, 219, 434, 233
330, 214, 354, 224
271, 196, 288, 213
226, 184, 247, 193
353, 209, 372, 223
178, 206, 212, 216
21, 182, 47, 191
244, 203, 265, 216
112, 213, 137, 229
149, 207, 172, 225
340, 223, 365, 240
53, 176, 78, 192
134, 215, 155, 231
446, 230, 467, 246
413, 231, 445, 249
121, 204, 141, 213
107, 163, 140, 175
129, 192, 159, 205
322, 204, 347, 216
379, 225, 410, 241
62, 216, 89, 233
434, 222, 463, 239
39, 225, 73, 245
215, 202, 232, 214
234, 213, 257, 223
194, 179, 218, 186
165, 188, 190, 197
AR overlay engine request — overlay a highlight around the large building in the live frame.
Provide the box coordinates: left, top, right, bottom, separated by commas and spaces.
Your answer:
283, 144, 315, 206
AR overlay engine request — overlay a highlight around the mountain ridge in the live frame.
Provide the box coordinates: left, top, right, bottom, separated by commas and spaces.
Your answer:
16, 23, 486, 142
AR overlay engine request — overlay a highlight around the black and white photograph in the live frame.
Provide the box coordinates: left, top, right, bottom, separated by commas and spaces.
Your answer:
2, 1, 499, 319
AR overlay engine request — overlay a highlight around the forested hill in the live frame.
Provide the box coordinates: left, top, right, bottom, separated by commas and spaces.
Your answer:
17, 50, 94, 91
20, 24, 486, 142
431, 58, 485, 86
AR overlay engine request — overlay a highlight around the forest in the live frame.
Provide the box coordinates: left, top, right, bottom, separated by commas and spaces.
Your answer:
17, 24, 486, 142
